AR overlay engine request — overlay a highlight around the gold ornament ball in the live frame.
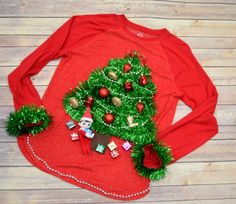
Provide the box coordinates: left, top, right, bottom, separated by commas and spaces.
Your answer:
69, 97, 79, 108
112, 97, 122, 107
108, 71, 118, 81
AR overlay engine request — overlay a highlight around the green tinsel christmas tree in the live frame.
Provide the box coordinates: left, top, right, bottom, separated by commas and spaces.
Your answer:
63, 50, 173, 180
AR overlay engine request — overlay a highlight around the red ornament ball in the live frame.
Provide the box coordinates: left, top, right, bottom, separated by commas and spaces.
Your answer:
124, 81, 133, 92
104, 113, 115, 124
139, 75, 148, 86
99, 87, 110, 98
84, 96, 94, 107
138, 55, 147, 66
124, 63, 132, 73
136, 102, 145, 113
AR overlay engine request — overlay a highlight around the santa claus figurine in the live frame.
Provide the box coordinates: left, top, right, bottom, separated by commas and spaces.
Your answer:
78, 107, 95, 154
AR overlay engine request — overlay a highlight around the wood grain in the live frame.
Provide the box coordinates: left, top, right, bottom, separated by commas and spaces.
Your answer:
1, 47, 235, 67
1, 66, 236, 86
0, 140, 235, 166
0, 162, 235, 189
0, 104, 235, 127
0, 185, 235, 203
0, 0, 235, 203
1, 35, 236, 48
0, 0, 236, 20
0, 18, 236, 37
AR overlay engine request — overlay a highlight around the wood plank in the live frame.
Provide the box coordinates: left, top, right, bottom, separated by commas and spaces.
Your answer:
0, 2, 234, 204
1, 35, 236, 49
0, 85, 235, 106
215, 126, 236, 140
0, 1, 235, 20
166, 0, 236, 3
0, 128, 16, 142
157, 161, 236, 186
1, 47, 235, 67
181, 37, 236, 49
193, 49, 236, 67
180, 140, 236, 162
204, 68, 236, 85
1, 125, 235, 142
0, 162, 235, 189
172, 105, 236, 126
0, 140, 235, 166
0, 185, 235, 203
0, 104, 235, 127
0, 18, 236, 37
123, 200, 236, 204
1, 66, 236, 86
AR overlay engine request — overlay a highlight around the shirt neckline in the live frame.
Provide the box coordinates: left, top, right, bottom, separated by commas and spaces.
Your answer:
119, 14, 169, 42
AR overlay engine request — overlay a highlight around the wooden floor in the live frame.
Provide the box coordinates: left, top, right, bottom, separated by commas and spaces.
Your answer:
0, 0, 236, 203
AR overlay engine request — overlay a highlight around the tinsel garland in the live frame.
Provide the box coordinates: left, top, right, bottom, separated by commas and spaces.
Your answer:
132, 140, 173, 180
6, 104, 52, 137
63, 51, 173, 180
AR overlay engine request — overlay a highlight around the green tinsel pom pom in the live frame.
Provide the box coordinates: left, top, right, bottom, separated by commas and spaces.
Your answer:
5, 104, 52, 137
131, 141, 174, 181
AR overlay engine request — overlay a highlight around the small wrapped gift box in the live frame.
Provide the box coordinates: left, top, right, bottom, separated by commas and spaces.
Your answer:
91, 133, 111, 154
95, 144, 106, 154
66, 120, 76, 129
122, 141, 132, 151
110, 149, 119, 158
107, 141, 117, 151
70, 132, 79, 141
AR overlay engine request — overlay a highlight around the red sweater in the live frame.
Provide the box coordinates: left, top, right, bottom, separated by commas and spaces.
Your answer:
8, 13, 218, 200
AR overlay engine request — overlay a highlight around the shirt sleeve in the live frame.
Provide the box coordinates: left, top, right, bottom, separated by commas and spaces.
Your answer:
8, 16, 78, 110
159, 33, 219, 163
7, 14, 118, 110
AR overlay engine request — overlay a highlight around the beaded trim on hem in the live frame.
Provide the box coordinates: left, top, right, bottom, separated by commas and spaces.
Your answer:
26, 136, 150, 199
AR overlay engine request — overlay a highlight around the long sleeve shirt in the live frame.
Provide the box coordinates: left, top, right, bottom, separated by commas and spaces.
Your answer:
7, 13, 218, 200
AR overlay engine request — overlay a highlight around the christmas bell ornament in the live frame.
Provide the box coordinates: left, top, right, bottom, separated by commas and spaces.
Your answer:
139, 75, 148, 86
124, 81, 133, 92
99, 87, 110, 98
104, 113, 115, 124
69, 97, 79, 109
124, 63, 132, 73
136, 101, 145, 114
108, 71, 118, 81
112, 97, 122, 107
84, 96, 94, 107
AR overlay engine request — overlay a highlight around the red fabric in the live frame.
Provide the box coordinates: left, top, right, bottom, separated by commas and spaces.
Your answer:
143, 144, 162, 169
7, 13, 218, 200
81, 107, 93, 120
79, 129, 92, 154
